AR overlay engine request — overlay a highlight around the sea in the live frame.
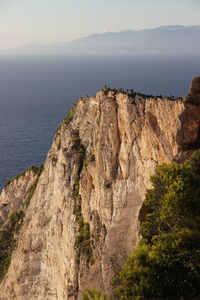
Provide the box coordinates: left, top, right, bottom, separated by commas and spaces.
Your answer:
0, 54, 200, 191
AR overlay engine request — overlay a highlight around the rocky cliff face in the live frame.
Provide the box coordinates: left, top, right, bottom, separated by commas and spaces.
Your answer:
0, 168, 38, 229
0, 77, 200, 299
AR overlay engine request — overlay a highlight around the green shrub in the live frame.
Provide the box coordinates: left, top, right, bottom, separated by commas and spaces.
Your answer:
88, 154, 95, 162
82, 151, 200, 299
71, 131, 93, 264
112, 155, 200, 299
83, 288, 111, 300
0, 211, 24, 283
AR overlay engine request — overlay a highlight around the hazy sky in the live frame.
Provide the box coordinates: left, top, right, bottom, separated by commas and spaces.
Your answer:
0, 0, 200, 50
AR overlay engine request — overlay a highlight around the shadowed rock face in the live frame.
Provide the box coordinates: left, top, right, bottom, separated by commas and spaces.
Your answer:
0, 79, 200, 300
190, 76, 200, 93
185, 75, 200, 105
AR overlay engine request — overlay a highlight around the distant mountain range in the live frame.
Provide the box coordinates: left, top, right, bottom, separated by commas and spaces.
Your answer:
6, 25, 200, 55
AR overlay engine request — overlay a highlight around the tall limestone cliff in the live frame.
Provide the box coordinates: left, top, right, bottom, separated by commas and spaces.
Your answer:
0, 76, 200, 299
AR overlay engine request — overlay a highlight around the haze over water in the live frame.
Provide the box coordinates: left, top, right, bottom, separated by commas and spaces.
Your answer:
0, 54, 200, 190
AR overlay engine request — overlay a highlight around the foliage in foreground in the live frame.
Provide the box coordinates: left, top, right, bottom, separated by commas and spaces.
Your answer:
83, 288, 112, 300
112, 151, 200, 299
83, 150, 200, 299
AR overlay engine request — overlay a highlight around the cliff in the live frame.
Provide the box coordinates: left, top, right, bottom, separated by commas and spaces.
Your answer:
0, 77, 200, 299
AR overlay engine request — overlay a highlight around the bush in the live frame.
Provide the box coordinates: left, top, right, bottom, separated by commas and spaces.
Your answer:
112, 155, 200, 299
83, 288, 111, 300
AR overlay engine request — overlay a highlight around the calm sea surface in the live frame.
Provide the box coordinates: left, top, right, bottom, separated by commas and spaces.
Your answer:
0, 54, 200, 190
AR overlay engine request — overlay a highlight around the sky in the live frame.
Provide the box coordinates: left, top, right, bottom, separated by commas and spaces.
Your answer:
0, 0, 200, 50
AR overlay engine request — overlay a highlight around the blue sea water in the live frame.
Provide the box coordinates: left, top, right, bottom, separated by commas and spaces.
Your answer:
0, 54, 200, 190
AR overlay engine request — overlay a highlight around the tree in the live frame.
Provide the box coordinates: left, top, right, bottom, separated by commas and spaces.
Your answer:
112, 152, 200, 299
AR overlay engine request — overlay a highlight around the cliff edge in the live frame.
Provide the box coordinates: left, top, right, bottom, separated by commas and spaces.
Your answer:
0, 76, 200, 299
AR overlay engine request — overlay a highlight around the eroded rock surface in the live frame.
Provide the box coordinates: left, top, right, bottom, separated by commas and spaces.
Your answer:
1, 78, 200, 299
0, 168, 40, 229
185, 75, 200, 105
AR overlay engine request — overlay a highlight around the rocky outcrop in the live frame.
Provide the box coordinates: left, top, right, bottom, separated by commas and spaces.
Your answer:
0, 77, 200, 299
0, 167, 42, 229
185, 75, 200, 105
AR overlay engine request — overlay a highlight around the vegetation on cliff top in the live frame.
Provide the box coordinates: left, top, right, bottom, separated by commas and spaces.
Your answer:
84, 150, 200, 299
5, 165, 43, 188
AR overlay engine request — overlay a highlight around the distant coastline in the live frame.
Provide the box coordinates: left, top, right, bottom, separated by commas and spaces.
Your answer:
2, 25, 200, 56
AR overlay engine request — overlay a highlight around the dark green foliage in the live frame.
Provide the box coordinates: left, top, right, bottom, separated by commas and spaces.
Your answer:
0, 211, 24, 283
75, 222, 92, 262
71, 131, 93, 264
88, 154, 95, 162
185, 149, 200, 176
83, 288, 111, 300
73, 192, 93, 263
113, 243, 200, 299
72, 135, 81, 150
112, 151, 200, 299
141, 162, 200, 242
82, 153, 95, 168
72, 130, 85, 174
